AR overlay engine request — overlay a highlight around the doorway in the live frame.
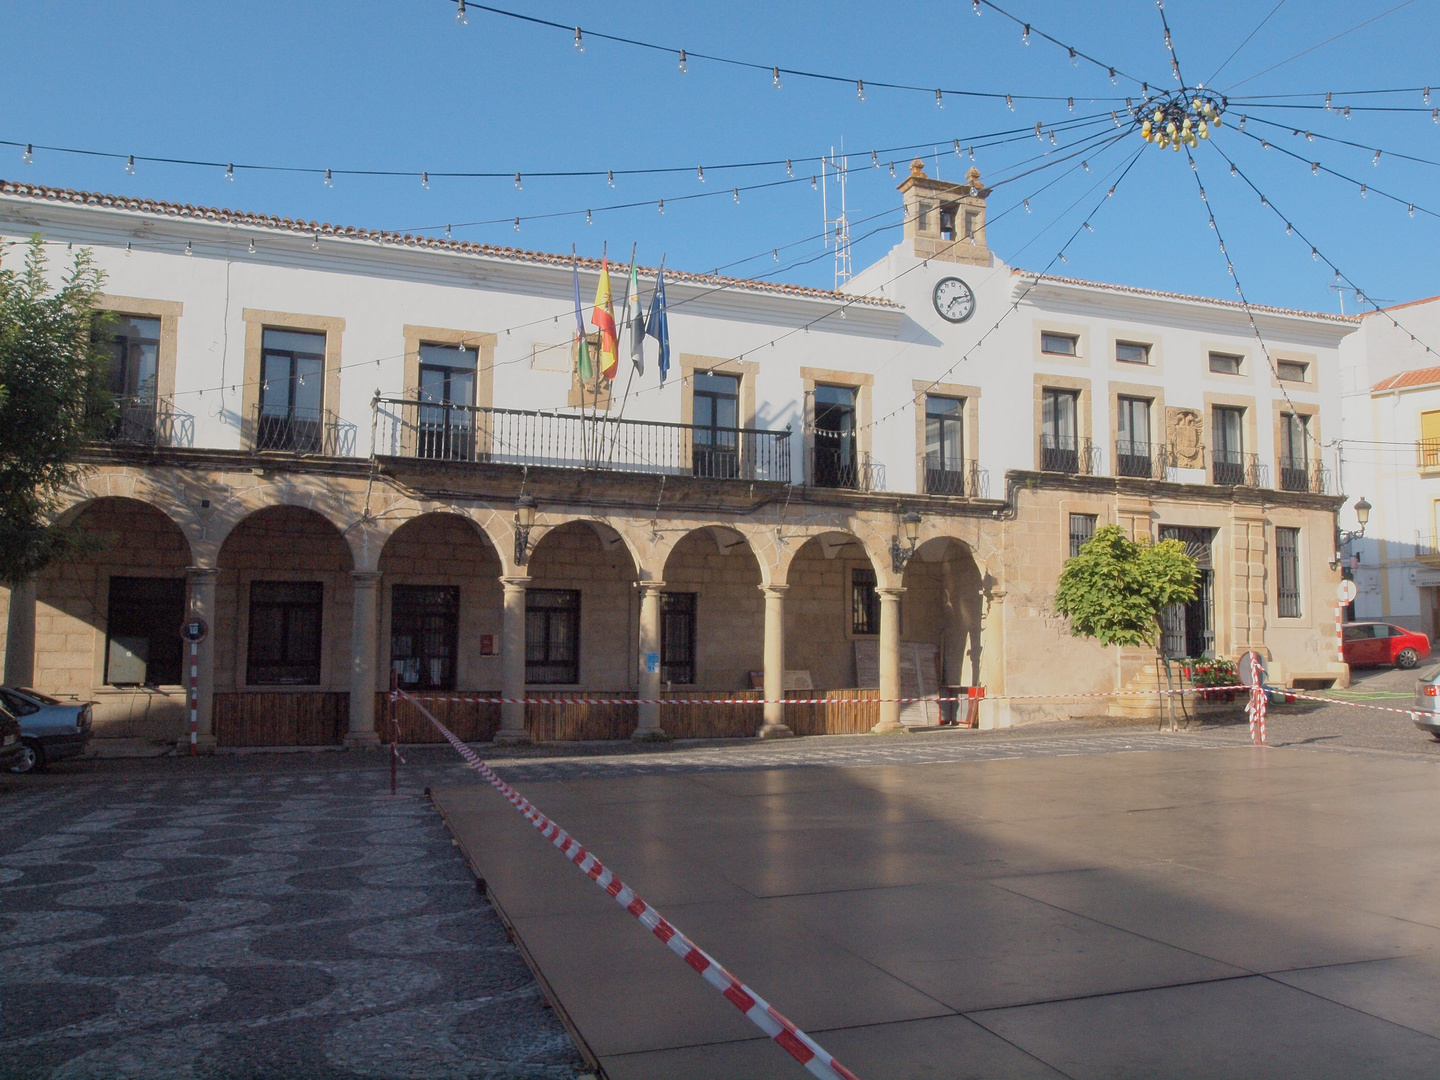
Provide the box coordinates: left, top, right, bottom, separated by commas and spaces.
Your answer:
1159, 526, 1216, 658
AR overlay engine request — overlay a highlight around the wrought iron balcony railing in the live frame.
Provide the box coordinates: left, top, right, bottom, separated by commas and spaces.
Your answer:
1115, 439, 1161, 479
807, 438, 884, 491
1039, 434, 1098, 476
1278, 458, 1332, 494
102, 396, 195, 448
1213, 450, 1267, 488
922, 458, 989, 497
1418, 438, 1440, 470
374, 397, 792, 482
250, 404, 356, 456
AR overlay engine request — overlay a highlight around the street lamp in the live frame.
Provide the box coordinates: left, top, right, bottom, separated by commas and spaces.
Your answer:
1330, 495, 1371, 570
514, 493, 537, 566
890, 511, 923, 573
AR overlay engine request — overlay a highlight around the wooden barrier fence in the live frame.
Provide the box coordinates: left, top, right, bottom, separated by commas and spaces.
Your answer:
213, 692, 349, 747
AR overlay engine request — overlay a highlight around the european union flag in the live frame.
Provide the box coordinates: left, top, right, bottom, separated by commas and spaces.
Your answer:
645, 267, 670, 387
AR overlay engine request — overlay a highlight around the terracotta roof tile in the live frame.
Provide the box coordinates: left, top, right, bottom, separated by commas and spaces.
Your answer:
1014, 268, 1358, 324
0, 179, 897, 309
1371, 365, 1440, 392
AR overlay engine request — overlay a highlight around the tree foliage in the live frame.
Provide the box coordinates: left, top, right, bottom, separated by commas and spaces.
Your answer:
1053, 525, 1199, 649
0, 237, 115, 581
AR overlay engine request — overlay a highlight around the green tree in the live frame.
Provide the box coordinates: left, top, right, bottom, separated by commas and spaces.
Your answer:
1053, 525, 1199, 648
0, 236, 115, 581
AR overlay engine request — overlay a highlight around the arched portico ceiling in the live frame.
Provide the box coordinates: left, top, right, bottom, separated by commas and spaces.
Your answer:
706, 526, 750, 555
376, 509, 502, 561
56, 494, 196, 565
912, 535, 977, 564
810, 530, 870, 561
217, 503, 356, 572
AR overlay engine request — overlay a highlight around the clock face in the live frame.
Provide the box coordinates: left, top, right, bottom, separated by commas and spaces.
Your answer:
933, 276, 976, 323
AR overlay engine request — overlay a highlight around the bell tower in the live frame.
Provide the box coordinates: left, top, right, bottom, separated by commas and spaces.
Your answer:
897, 158, 990, 267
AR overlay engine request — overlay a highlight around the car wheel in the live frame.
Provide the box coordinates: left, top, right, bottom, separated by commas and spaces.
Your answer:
10, 739, 43, 774
1397, 648, 1421, 670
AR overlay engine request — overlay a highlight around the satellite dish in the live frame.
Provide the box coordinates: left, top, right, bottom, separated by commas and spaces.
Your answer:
1237, 650, 1267, 687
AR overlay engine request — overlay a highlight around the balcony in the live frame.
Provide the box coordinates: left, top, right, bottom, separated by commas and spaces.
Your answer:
808, 442, 884, 491
923, 459, 989, 497
103, 396, 195, 448
1418, 439, 1440, 471
1212, 450, 1267, 488
1115, 439, 1164, 479
374, 397, 792, 482
1039, 434, 1098, 476
251, 404, 357, 456
1278, 458, 1332, 494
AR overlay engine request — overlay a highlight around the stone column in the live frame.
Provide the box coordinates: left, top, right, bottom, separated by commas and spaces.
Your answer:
185, 568, 218, 752
759, 584, 793, 738
633, 581, 667, 740
497, 576, 532, 745
4, 578, 36, 688
873, 586, 907, 733
345, 571, 382, 748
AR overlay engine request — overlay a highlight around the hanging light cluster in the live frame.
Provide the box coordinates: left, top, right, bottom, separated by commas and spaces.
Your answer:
1137, 88, 1226, 151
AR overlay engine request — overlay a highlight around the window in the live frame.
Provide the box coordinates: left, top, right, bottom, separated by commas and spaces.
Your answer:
1277, 359, 1308, 382
693, 372, 740, 478
1116, 396, 1153, 477
1277, 527, 1301, 618
812, 384, 858, 487
525, 589, 579, 684
1343, 624, 1376, 642
259, 328, 326, 452
1209, 351, 1244, 375
1041, 332, 1078, 356
924, 395, 965, 494
1040, 388, 1081, 472
1422, 410, 1440, 468
851, 568, 880, 636
1069, 514, 1098, 558
247, 581, 323, 685
1212, 406, 1245, 484
417, 344, 476, 461
1279, 413, 1310, 491
1115, 341, 1150, 364
105, 576, 185, 686
660, 593, 697, 684
963, 210, 979, 240
390, 585, 459, 691
94, 315, 161, 442
938, 205, 956, 241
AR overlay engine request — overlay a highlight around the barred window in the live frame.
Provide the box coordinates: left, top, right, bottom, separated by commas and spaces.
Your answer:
851, 568, 880, 636
106, 576, 185, 686
391, 585, 459, 691
1277, 527, 1301, 618
526, 589, 579, 684
1069, 514, 1098, 558
248, 581, 323, 685
660, 593, 697, 685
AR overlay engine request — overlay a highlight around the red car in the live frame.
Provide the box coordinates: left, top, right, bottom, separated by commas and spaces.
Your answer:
1341, 622, 1431, 670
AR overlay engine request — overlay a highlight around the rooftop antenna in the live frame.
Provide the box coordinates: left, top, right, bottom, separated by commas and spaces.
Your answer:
821, 143, 853, 288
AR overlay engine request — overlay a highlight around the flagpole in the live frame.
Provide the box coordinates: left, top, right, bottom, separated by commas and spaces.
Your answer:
607, 243, 641, 466
574, 244, 595, 467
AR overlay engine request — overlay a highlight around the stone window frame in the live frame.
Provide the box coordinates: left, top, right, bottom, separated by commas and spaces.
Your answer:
93, 294, 183, 412
1275, 526, 1302, 619
1034, 321, 1090, 367
1032, 373, 1094, 470
233, 568, 345, 690
1107, 329, 1164, 375
1268, 510, 1316, 628
401, 324, 496, 408
1270, 349, 1317, 390
912, 379, 980, 494
800, 367, 873, 485
679, 355, 759, 429
1203, 391, 1260, 484
241, 309, 345, 451
1271, 399, 1321, 473
1202, 340, 1254, 382
1107, 380, 1168, 474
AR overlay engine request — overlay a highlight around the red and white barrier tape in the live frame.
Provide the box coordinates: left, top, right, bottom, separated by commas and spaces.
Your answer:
399, 688, 860, 1080
1244, 654, 1266, 745
1289, 690, 1424, 720
399, 687, 1208, 707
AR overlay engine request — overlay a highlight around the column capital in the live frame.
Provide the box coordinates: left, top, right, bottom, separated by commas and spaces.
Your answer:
500, 575, 532, 592
637, 580, 667, 595
350, 570, 383, 586
186, 565, 219, 581
877, 586, 907, 599
760, 583, 789, 597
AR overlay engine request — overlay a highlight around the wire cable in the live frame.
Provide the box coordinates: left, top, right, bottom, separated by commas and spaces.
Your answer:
1223, 0, 1420, 94
1205, 0, 1288, 87
1238, 113, 1440, 171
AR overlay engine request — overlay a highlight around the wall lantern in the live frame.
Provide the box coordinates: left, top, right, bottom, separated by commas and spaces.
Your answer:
891, 511, 923, 573
514, 493, 537, 565
1330, 495, 1370, 570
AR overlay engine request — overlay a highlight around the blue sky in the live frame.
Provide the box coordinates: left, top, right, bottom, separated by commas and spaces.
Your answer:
4, 1, 1437, 312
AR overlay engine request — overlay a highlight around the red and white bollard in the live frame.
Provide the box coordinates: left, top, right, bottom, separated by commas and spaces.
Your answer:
188, 640, 199, 756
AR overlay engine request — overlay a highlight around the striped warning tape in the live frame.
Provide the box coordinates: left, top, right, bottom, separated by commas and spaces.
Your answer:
399, 688, 860, 1080
1290, 690, 1425, 720
402, 687, 1210, 707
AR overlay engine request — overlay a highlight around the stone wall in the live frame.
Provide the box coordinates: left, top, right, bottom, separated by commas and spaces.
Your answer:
660, 530, 764, 689
526, 521, 637, 689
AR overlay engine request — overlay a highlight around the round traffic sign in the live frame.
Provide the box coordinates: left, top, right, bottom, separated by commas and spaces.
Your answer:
1237, 650, 1268, 687
180, 618, 209, 644
1336, 579, 1358, 604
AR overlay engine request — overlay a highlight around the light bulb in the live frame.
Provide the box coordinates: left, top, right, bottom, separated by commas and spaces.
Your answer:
1312, 162, 1318, 175
1107, 186, 1115, 197
1083, 221, 1093, 232
1199, 186, 1207, 201
1325, 92, 1332, 110
456, 0, 466, 23
1305, 131, 1313, 142
1153, 109, 1163, 123
968, 146, 974, 160
973, 0, 980, 14
22, 144, 32, 165
888, 161, 895, 177
697, 165, 704, 182
225, 163, 234, 181
1198, 121, 1208, 139
1433, 108, 1438, 123
786, 159, 793, 176
421, 171, 429, 189
1082, 160, 1090, 172
678, 50, 687, 73
1035, 122, 1043, 139
1109, 67, 1117, 84
1311, 247, 1319, 261
1230, 162, 1237, 176
1023, 199, 1030, 213
1112, 110, 1121, 127
607, 170, 615, 186
1059, 253, 1068, 264
1261, 194, 1268, 206
856, 80, 865, 101
1360, 184, 1367, 198
248, 237, 256, 253
871, 149, 879, 166
125, 242, 132, 256
514, 172, 522, 190
586, 209, 592, 225
935, 89, 943, 109
1141, 120, 1152, 138
773, 67, 782, 89
811, 175, 817, 189
126, 155, 135, 175
312, 233, 320, 250
513, 217, 520, 231
657, 200, 664, 215
1410, 204, 1416, 217
1068, 97, 1074, 112
1022, 24, 1030, 44
185, 241, 193, 256
1069, 47, 1078, 66
1006, 94, 1013, 110
1049, 130, 1057, 145
772, 249, 779, 261
445, 224, 452, 237
574, 27, 583, 52
952, 140, 961, 156
1373, 150, 1381, 166
1171, 140, 1180, 152
1285, 222, 1292, 234
1239, 115, 1247, 132
1343, 105, 1351, 119
324, 168, 333, 187
732, 187, 740, 203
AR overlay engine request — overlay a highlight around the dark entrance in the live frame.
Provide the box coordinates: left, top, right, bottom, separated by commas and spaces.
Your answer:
812, 385, 857, 487
1159, 526, 1215, 658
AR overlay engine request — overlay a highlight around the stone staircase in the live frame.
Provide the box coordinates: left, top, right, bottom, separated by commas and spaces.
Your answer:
1107, 661, 1242, 723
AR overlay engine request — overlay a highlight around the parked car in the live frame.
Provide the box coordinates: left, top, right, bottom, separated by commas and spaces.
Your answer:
2, 686, 92, 773
0, 706, 24, 772
1341, 622, 1431, 670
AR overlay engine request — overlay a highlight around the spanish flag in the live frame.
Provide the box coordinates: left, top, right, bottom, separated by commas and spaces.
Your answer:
592, 256, 619, 380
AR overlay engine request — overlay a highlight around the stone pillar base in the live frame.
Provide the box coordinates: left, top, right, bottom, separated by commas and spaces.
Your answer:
756, 723, 795, 739
492, 730, 532, 747
977, 698, 1012, 730
870, 719, 909, 735
175, 735, 218, 755
344, 731, 382, 749
631, 728, 672, 743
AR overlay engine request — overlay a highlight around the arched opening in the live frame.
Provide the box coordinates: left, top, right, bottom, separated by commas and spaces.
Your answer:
214, 505, 354, 746
782, 531, 881, 734
29, 497, 194, 739
659, 527, 764, 738
523, 520, 639, 739
378, 513, 503, 744
901, 536, 985, 724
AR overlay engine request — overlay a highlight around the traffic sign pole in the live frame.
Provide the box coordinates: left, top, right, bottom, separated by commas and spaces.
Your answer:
188, 641, 199, 755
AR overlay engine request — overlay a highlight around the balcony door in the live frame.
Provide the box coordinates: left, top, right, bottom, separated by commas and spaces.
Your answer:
1159, 526, 1216, 658
924, 395, 965, 494
417, 344, 477, 461
1279, 412, 1309, 491
1041, 388, 1080, 473
259, 329, 325, 452
1116, 396, 1152, 477
1212, 406, 1245, 484
95, 315, 160, 443
692, 372, 740, 479
813, 384, 857, 487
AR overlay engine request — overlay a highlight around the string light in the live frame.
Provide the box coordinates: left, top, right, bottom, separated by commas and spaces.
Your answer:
1325, 92, 1332, 110
1006, 94, 1014, 110
421, 171, 429, 189
1069, 47, 1078, 67
125, 155, 135, 175
772, 67, 782, 89
1023, 199, 1030, 212
811, 176, 817, 189
1035, 122, 1043, 140
1082, 160, 1090, 171
324, 168, 333, 187
732, 187, 740, 203
445, 224, 452, 237
678, 49, 687, 73
247, 237, 256, 253
856, 80, 865, 101
888, 161, 896, 177
1312, 162, 1319, 175
512, 217, 520, 231
785, 159, 793, 176
1022, 24, 1030, 45
573, 27, 584, 52
1109, 68, 1117, 84
935, 89, 943, 109
607, 170, 615, 186
455, 0, 466, 23
514, 172, 522, 190
871, 149, 879, 166
973, 0, 980, 14
585, 209, 592, 225
697, 165, 704, 183
1373, 150, 1381, 166
312, 232, 320, 249
1360, 184, 1367, 198
185, 241, 193, 256
225, 163, 234, 181
124, 242, 132, 256
1112, 111, 1121, 127
657, 200, 664, 215
22, 144, 32, 165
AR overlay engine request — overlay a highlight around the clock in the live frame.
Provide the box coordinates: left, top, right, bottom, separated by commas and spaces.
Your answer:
933, 276, 976, 323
